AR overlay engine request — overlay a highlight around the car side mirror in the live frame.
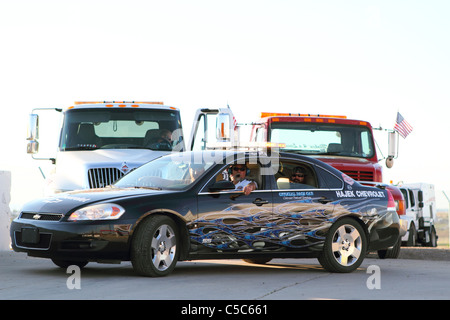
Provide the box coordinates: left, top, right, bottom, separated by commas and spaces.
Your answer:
209, 180, 235, 192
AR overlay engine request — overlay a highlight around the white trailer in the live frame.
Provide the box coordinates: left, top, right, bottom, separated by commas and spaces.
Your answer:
399, 183, 437, 247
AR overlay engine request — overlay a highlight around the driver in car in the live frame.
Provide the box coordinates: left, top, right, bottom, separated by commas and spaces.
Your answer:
229, 164, 257, 196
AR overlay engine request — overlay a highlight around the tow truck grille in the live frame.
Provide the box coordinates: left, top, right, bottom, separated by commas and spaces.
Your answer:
343, 170, 374, 182
88, 168, 124, 188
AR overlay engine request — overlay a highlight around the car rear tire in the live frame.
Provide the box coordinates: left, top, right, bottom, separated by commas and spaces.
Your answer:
377, 236, 401, 259
131, 215, 179, 277
318, 217, 367, 273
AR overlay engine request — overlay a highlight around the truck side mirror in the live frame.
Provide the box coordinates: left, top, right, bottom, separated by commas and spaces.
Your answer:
386, 131, 397, 168
27, 114, 39, 154
27, 114, 39, 141
216, 113, 231, 141
418, 190, 424, 208
27, 140, 39, 154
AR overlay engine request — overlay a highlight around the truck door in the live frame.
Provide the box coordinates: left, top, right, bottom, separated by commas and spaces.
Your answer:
188, 108, 237, 151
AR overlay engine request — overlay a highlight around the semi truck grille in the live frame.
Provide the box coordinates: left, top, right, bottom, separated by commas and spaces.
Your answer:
88, 168, 124, 188
343, 170, 374, 182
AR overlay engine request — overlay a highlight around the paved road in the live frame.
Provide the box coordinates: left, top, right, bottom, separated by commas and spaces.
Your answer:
1, 250, 450, 301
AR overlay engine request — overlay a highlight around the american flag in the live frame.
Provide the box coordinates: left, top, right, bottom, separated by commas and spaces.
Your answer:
394, 112, 413, 139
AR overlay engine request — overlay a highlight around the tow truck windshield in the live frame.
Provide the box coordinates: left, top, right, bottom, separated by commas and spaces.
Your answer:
59, 108, 184, 151
269, 122, 375, 159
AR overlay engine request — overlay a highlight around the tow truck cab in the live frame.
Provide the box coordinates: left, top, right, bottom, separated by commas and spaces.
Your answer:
27, 101, 185, 194
252, 112, 406, 217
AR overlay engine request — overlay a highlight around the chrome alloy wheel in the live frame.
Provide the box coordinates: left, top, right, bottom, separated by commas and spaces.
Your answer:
151, 224, 177, 271
331, 224, 362, 267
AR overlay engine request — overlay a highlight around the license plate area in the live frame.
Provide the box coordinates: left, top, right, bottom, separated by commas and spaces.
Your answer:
21, 227, 40, 244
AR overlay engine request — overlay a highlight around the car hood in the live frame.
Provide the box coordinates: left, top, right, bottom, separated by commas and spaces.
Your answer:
20, 187, 163, 214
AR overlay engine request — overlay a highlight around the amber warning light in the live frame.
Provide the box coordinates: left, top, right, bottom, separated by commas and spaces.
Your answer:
261, 112, 347, 119
74, 101, 164, 105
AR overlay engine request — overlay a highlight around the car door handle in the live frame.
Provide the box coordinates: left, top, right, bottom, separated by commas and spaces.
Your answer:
253, 198, 269, 206
318, 197, 333, 204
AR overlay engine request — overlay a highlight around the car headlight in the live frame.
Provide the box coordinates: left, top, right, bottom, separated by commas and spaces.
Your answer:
68, 204, 125, 221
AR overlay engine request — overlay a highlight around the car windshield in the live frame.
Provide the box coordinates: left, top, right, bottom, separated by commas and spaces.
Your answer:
59, 108, 184, 151
114, 153, 216, 190
270, 122, 375, 159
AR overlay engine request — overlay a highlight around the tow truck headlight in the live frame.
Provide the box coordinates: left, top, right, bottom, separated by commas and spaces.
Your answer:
68, 204, 125, 221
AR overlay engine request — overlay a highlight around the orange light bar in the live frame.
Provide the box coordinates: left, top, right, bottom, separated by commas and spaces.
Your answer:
74, 101, 164, 105
260, 112, 347, 119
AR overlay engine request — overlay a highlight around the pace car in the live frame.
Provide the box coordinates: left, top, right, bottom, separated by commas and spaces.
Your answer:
11, 151, 400, 276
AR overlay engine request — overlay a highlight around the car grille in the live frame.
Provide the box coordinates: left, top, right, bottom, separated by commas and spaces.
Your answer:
20, 212, 63, 221
343, 170, 374, 182
88, 167, 124, 188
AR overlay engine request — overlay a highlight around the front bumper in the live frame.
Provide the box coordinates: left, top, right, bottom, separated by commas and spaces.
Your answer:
10, 217, 134, 262
368, 210, 401, 251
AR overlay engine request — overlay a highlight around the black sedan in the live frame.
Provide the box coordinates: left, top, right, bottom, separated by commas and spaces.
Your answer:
11, 151, 400, 276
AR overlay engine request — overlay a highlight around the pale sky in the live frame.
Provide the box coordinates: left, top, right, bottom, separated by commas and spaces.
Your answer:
0, 0, 449, 210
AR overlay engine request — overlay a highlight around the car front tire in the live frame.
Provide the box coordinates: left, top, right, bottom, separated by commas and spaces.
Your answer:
131, 215, 179, 277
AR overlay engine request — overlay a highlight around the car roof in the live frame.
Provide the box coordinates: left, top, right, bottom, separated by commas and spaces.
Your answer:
172, 150, 345, 174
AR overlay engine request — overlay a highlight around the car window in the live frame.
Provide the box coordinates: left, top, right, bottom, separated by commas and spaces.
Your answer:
203, 159, 269, 192
274, 161, 318, 189
314, 165, 344, 189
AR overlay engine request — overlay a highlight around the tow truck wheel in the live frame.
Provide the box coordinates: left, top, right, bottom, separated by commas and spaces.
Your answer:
318, 218, 367, 273
131, 215, 179, 277
425, 227, 438, 247
407, 224, 417, 247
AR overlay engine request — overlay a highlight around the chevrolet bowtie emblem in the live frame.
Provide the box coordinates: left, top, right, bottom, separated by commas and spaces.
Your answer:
33, 214, 41, 220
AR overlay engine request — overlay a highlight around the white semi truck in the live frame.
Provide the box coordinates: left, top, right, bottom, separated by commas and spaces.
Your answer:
27, 101, 185, 194
398, 183, 437, 247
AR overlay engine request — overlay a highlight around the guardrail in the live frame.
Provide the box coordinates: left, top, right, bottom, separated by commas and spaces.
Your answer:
0, 171, 12, 250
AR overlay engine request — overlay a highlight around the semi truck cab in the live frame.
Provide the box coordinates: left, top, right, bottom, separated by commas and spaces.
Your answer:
27, 101, 185, 194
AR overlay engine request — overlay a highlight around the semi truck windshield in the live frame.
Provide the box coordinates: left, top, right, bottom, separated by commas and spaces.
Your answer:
59, 108, 184, 151
269, 122, 375, 159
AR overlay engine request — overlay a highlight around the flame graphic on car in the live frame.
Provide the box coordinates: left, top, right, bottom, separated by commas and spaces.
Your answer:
189, 198, 384, 252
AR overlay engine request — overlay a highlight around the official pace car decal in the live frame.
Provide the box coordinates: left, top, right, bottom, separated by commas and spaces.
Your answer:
189, 196, 386, 252
42, 194, 91, 204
